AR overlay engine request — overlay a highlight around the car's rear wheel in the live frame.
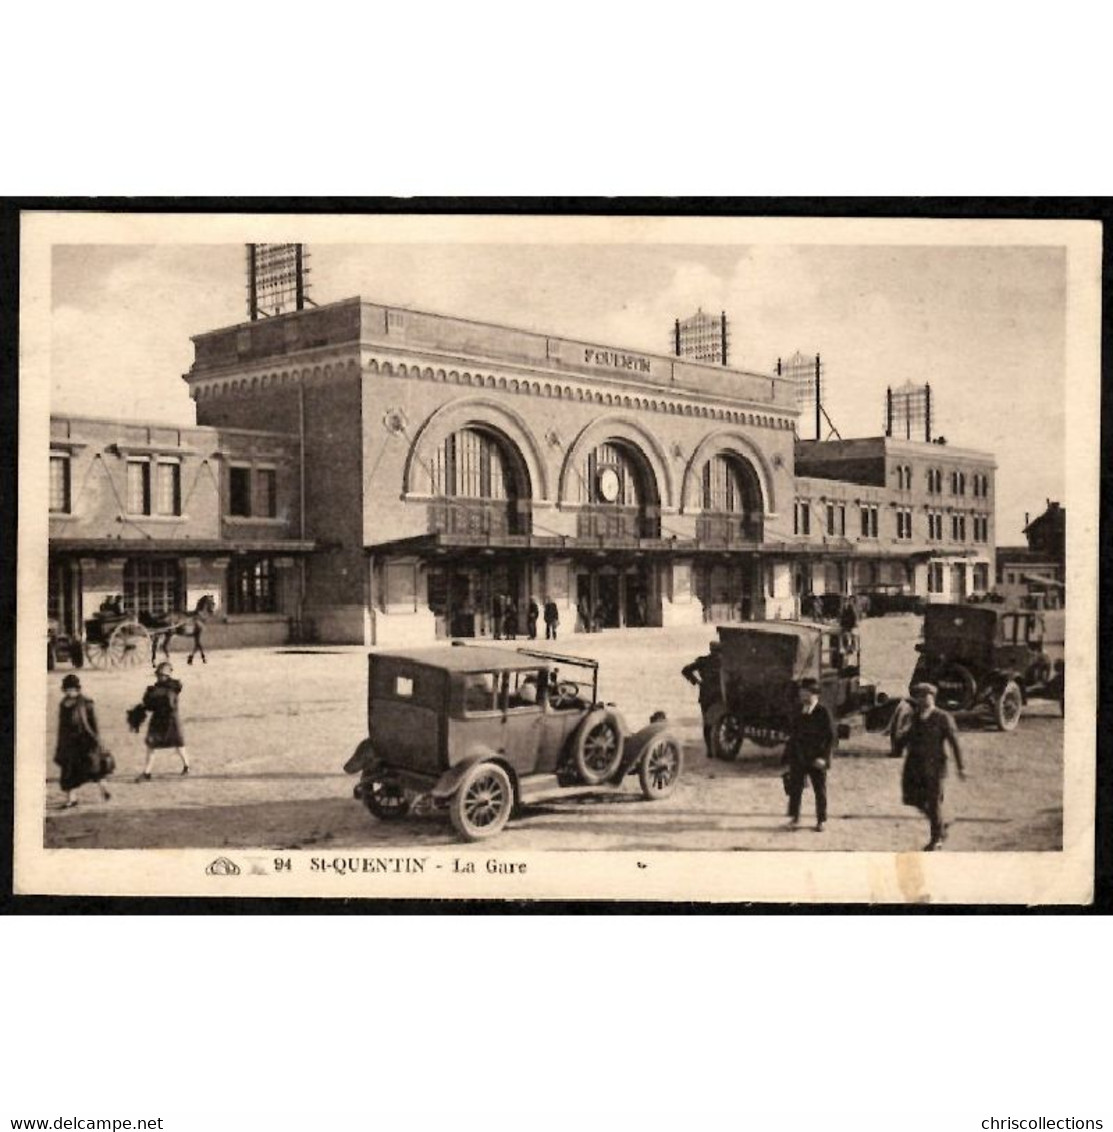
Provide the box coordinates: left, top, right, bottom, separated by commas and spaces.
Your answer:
993, 680, 1023, 732
450, 762, 514, 841
707, 703, 743, 760
360, 774, 410, 820
638, 734, 683, 800
573, 712, 624, 784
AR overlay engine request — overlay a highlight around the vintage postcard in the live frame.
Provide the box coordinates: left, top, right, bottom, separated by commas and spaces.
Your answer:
13, 209, 1100, 902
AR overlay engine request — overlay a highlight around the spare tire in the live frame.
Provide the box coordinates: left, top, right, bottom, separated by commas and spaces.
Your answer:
933, 663, 977, 712
572, 709, 624, 785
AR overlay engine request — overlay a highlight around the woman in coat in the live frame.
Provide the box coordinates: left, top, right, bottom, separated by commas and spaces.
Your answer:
136, 661, 190, 781
54, 674, 111, 807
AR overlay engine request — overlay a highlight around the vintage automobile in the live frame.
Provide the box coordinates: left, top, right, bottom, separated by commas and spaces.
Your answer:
855, 583, 925, 617
703, 621, 888, 759
343, 645, 685, 841
907, 604, 1064, 731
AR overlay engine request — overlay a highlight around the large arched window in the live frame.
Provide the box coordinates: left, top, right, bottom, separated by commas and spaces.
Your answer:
697, 452, 762, 544
432, 427, 512, 500
427, 426, 528, 537
577, 441, 644, 507
575, 440, 659, 539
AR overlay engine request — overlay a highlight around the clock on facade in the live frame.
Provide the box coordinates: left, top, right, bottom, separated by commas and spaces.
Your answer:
597, 466, 621, 503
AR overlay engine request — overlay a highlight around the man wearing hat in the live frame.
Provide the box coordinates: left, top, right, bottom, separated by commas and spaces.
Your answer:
894, 682, 966, 850
782, 677, 836, 831
682, 642, 723, 756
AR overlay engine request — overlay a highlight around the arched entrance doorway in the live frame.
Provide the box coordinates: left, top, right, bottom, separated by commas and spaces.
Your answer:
694, 452, 764, 622
573, 439, 659, 630
424, 425, 533, 638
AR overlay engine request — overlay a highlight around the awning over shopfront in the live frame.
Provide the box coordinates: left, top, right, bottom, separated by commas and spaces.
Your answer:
50, 538, 317, 556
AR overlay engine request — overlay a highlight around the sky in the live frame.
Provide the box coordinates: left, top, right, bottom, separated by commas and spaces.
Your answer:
49, 240, 1066, 543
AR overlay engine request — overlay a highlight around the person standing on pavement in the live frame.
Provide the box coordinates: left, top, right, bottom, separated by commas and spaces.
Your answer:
543, 597, 559, 640
782, 677, 836, 832
54, 674, 112, 807
681, 643, 722, 755
134, 661, 190, 781
527, 597, 540, 639
894, 681, 966, 851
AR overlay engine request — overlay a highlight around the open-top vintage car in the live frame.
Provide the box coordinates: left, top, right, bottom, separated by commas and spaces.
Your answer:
704, 621, 888, 759
343, 644, 684, 841
907, 604, 1064, 731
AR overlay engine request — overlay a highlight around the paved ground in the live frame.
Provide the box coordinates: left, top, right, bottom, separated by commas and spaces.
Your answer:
41, 613, 1064, 852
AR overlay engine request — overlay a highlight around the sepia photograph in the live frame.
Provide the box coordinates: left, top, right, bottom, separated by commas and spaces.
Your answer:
13, 209, 1100, 902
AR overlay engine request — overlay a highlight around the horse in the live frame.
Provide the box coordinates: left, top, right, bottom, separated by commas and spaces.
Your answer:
142, 595, 217, 666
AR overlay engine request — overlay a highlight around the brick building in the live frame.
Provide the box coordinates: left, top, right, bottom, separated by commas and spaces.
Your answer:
48, 295, 999, 649
48, 415, 312, 648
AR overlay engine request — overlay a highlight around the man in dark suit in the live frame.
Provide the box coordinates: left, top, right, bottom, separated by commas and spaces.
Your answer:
783, 677, 836, 832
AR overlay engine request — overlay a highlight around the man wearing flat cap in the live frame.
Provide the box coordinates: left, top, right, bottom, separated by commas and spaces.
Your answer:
894, 681, 966, 850
782, 677, 836, 832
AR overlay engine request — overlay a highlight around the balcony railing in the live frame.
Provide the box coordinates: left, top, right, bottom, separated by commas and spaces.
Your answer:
427, 498, 529, 538
576, 506, 661, 541
695, 513, 763, 546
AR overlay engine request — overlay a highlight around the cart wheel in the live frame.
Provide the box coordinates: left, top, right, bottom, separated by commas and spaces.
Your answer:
638, 733, 683, 800
360, 774, 411, 820
573, 711, 624, 785
707, 703, 743, 760
993, 680, 1023, 732
84, 640, 109, 669
449, 762, 514, 841
110, 622, 149, 668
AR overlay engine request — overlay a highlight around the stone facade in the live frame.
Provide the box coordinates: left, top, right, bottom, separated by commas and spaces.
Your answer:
48, 295, 1000, 650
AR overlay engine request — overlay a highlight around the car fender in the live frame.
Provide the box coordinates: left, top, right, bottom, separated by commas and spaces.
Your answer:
343, 738, 379, 775
986, 670, 1027, 703
615, 721, 677, 779
431, 749, 511, 800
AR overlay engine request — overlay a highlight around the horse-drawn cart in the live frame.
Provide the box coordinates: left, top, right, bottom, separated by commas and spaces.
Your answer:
82, 613, 151, 669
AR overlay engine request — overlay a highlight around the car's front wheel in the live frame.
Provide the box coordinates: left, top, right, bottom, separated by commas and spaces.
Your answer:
450, 762, 514, 841
707, 703, 743, 760
993, 680, 1023, 732
360, 774, 411, 820
573, 712, 624, 785
638, 734, 683, 800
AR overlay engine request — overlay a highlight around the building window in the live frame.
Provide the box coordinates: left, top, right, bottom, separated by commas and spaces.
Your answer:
127, 460, 151, 515
229, 466, 253, 516
702, 455, 750, 515
826, 504, 835, 536
859, 505, 878, 538
795, 499, 811, 536
896, 508, 913, 540
155, 461, 181, 516
50, 454, 71, 513
227, 556, 278, 614
927, 468, 942, 494
123, 558, 182, 616
257, 468, 277, 518
435, 429, 511, 500
928, 563, 944, 593
973, 563, 989, 591
951, 514, 967, 541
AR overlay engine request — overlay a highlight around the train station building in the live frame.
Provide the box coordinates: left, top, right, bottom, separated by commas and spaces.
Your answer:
48, 296, 997, 648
